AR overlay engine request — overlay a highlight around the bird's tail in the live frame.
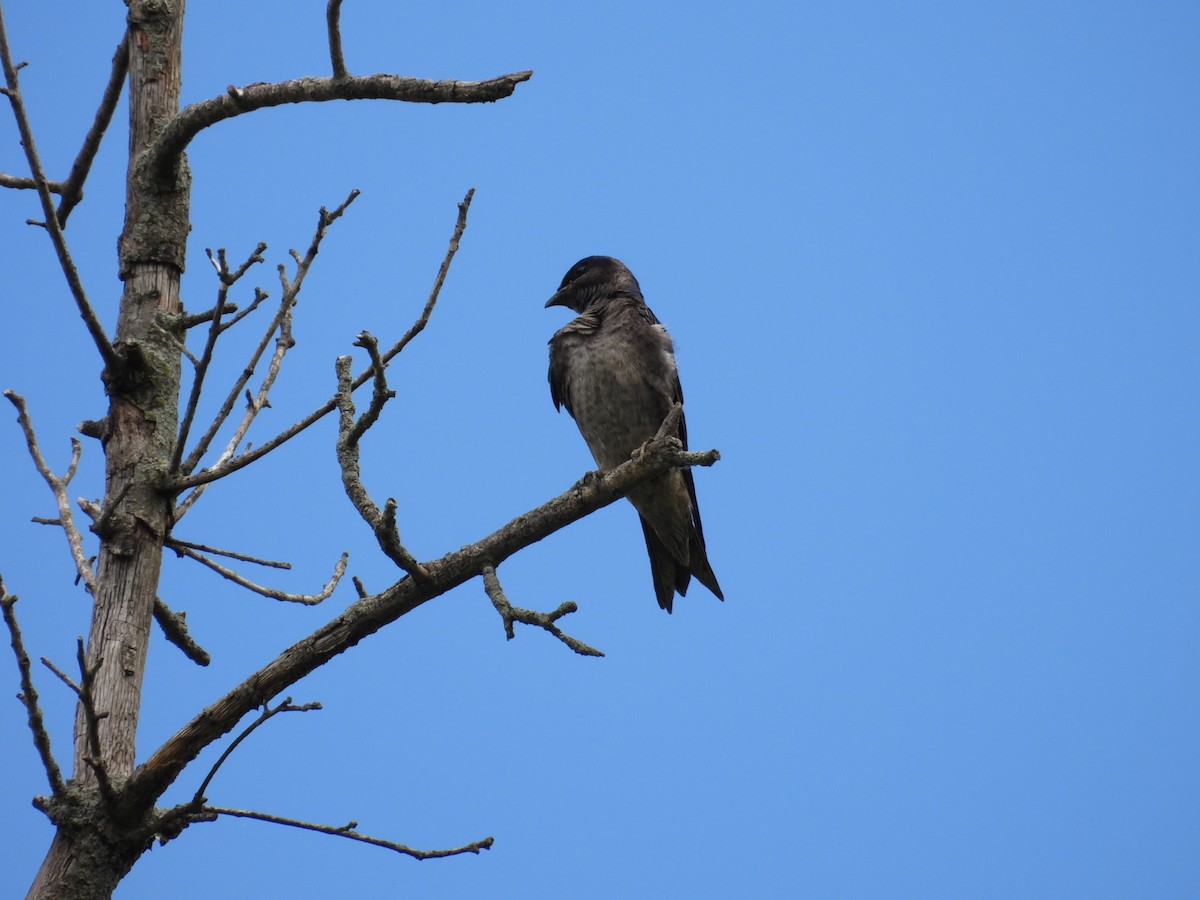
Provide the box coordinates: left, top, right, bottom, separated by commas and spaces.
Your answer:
688, 527, 724, 603
639, 517, 724, 613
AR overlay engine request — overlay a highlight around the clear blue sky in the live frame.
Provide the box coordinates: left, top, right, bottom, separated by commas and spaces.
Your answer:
2, 2, 1197, 897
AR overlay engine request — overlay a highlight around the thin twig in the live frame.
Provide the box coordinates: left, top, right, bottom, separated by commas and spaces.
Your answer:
176, 285, 293, 482
327, 0, 348, 78
482, 565, 604, 657
0, 8, 117, 370
177, 546, 346, 605
171, 188, 474, 493
54, 31, 129, 226
166, 538, 291, 570
153, 598, 211, 667
192, 697, 321, 805
176, 193, 358, 498
0, 583, 65, 794
5, 391, 95, 592
173, 242, 267, 474
203, 806, 494, 860
41, 640, 116, 806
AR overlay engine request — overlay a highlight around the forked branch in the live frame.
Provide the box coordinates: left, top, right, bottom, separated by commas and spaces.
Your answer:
125, 428, 721, 810
172, 188, 474, 493
174, 193, 359, 499
0, 31, 128, 228
0, 9, 117, 369
5, 391, 95, 592
334, 336, 429, 581
482, 565, 603, 657
174, 545, 347, 605
41, 640, 115, 807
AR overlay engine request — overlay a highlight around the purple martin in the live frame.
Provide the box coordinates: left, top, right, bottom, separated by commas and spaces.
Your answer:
546, 256, 723, 613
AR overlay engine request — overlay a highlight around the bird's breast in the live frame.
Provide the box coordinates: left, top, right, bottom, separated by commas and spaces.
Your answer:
559, 324, 676, 470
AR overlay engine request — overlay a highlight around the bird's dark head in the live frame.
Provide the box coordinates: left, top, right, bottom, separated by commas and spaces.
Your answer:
545, 256, 642, 312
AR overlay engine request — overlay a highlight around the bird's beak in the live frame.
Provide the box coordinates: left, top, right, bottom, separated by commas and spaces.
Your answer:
545, 290, 567, 309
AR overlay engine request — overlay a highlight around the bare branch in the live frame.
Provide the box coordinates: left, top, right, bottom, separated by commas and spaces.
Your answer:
54, 32, 129, 225
327, 0, 348, 79
344, 331, 393, 448
5, 391, 95, 592
41, 640, 116, 807
166, 538, 291, 570
172, 242, 268, 474
0, 584, 65, 794
482, 565, 603, 657
192, 697, 321, 805
176, 546, 347, 605
390, 186, 476, 359
142, 72, 532, 180
175, 193, 357, 497
171, 188, 474, 493
153, 598, 211, 667
0, 10, 118, 370
203, 806, 494, 860
126, 428, 720, 809
175, 285, 294, 485
334, 350, 428, 581
217, 286, 268, 329
0, 172, 64, 192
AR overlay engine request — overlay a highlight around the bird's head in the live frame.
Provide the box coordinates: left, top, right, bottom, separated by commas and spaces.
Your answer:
545, 256, 642, 313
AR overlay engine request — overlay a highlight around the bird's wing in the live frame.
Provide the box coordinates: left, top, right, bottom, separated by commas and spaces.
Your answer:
547, 330, 571, 415
547, 312, 600, 416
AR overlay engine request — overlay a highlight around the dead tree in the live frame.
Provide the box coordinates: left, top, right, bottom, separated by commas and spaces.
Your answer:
0, 3, 719, 897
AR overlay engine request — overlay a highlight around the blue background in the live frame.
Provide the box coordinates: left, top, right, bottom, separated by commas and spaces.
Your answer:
2, 1, 1197, 897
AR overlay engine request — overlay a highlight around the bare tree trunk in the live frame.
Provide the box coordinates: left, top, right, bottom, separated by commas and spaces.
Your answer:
28, 3, 188, 896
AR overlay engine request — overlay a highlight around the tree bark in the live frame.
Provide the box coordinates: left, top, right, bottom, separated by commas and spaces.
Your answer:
29, 2, 188, 895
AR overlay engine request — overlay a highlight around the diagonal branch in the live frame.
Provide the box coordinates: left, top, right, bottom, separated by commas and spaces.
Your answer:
482, 565, 603, 657
192, 697, 321, 805
142, 72, 532, 181
201, 806, 493, 860
0, 583, 65, 795
166, 538, 291, 570
171, 188, 474, 493
125, 428, 720, 810
42, 639, 116, 807
175, 193, 357, 492
0, 8, 118, 370
172, 242, 268, 474
54, 31, 129, 225
5, 391, 95, 593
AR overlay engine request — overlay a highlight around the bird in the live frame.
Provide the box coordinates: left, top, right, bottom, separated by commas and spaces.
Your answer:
546, 255, 723, 612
